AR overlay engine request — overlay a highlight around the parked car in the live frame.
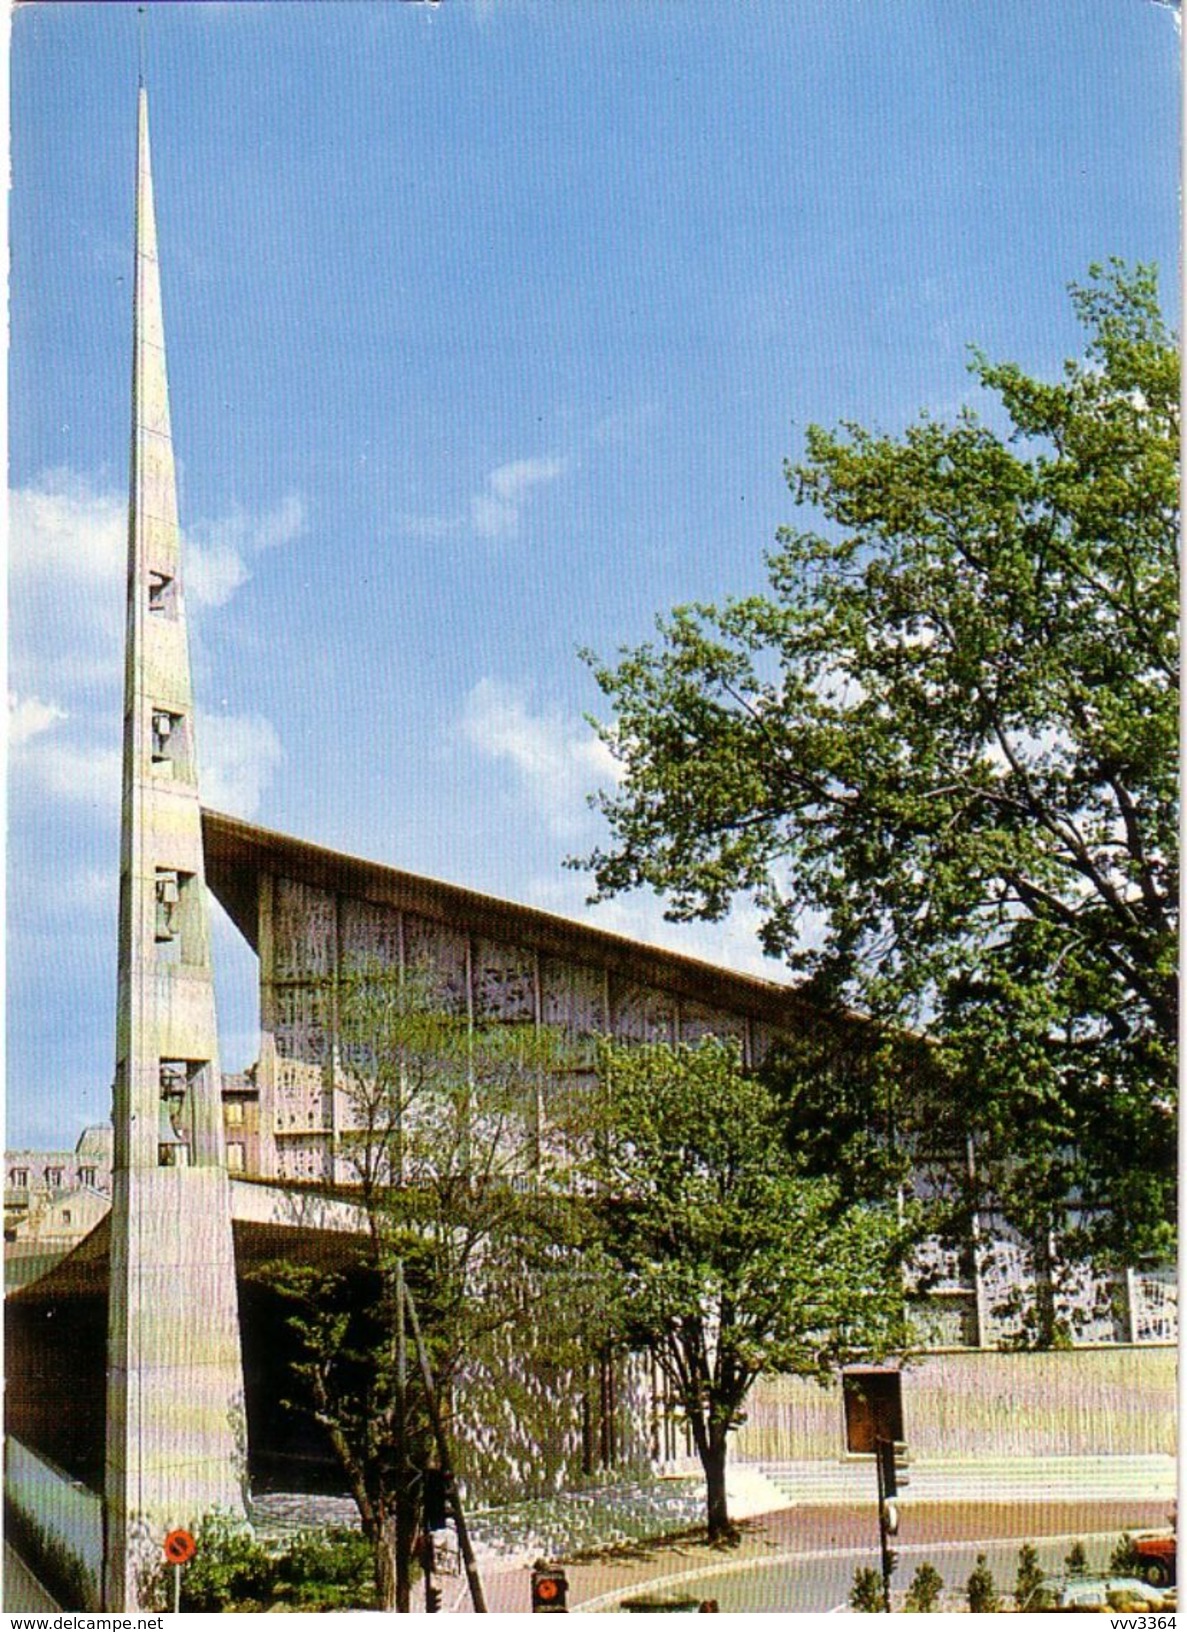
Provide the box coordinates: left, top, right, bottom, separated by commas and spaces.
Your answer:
1023, 1576, 1175, 1613
1133, 1532, 1176, 1588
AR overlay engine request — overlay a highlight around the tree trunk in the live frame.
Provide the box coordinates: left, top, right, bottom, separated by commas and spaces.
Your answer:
687, 1407, 734, 1543
1030, 1224, 1061, 1349
395, 1479, 417, 1613
369, 1520, 398, 1612
702, 1432, 733, 1542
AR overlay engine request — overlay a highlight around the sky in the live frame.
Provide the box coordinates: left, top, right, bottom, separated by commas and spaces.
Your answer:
7, 0, 1180, 1149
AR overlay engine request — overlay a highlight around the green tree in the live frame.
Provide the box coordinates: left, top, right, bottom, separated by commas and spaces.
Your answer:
1109, 1533, 1142, 1577
1065, 1540, 1089, 1578
580, 264, 1178, 1312
1014, 1542, 1046, 1610
259, 972, 596, 1611
966, 1553, 1000, 1613
904, 1561, 944, 1612
849, 1566, 885, 1613
589, 1037, 914, 1540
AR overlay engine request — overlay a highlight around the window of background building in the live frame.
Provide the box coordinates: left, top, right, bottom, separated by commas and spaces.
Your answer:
45, 1167, 63, 1188
226, 1143, 245, 1173
224, 1100, 244, 1126
78, 1166, 96, 1187
10, 1169, 28, 1188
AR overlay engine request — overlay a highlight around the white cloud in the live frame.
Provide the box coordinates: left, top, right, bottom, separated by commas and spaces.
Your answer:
397, 456, 567, 544
460, 677, 616, 835
14, 705, 282, 823
395, 511, 461, 542
186, 541, 249, 608
9, 469, 294, 821
10, 471, 306, 633
190, 492, 305, 558
197, 711, 283, 819
488, 458, 563, 502
187, 493, 306, 606
9, 694, 68, 747
18, 739, 123, 807
471, 457, 567, 540
10, 471, 126, 582
9, 475, 127, 693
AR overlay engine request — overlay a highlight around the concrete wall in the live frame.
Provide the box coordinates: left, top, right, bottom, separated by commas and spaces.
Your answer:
5, 1437, 104, 1608
258, 872, 767, 1189
735, 1348, 1177, 1463
247, 867, 1178, 1354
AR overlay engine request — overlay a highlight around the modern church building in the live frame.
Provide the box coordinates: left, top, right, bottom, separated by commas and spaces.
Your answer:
6, 87, 1175, 1612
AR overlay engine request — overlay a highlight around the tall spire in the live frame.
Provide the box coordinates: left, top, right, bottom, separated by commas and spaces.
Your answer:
105, 85, 247, 1611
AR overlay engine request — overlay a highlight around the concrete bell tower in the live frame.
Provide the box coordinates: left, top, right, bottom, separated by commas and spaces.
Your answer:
105, 85, 248, 1609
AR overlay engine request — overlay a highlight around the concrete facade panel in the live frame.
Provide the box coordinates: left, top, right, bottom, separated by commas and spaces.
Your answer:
135, 438, 179, 529
137, 513, 180, 571
275, 1136, 332, 1183
678, 999, 746, 1048
608, 976, 677, 1043
403, 914, 469, 1013
274, 879, 336, 979
539, 956, 607, 1043
274, 1060, 330, 1130
735, 1348, 1177, 1462
273, 983, 331, 1067
339, 895, 402, 973
138, 360, 171, 440
472, 938, 536, 1023
1131, 1267, 1177, 1343
141, 624, 189, 706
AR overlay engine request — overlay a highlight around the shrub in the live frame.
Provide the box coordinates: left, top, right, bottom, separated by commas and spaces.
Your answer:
1116, 1534, 1142, 1573
174, 1512, 276, 1612
1014, 1542, 1045, 1609
1064, 1540, 1089, 1578
966, 1553, 999, 1613
904, 1561, 943, 1612
276, 1525, 374, 1609
850, 1565, 885, 1613
1109, 1533, 1142, 1576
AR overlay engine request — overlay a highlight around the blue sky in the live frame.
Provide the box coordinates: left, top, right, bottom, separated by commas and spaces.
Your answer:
8, 0, 1180, 1149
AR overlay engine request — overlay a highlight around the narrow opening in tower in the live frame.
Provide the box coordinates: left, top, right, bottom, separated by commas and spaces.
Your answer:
151, 707, 190, 780
158, 1058, 213, 1166
154, 868, 202, 964
158, 1058, 190, 1165
148, 570, 177, 617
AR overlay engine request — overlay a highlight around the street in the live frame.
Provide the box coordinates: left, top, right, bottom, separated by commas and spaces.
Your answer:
468, 1496, 1171, 1614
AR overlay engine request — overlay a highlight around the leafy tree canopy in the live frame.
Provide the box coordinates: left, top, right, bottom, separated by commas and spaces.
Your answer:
257, 973, 603, 1610
590, 1038, 914, 1538
581, 264, 1177, 1264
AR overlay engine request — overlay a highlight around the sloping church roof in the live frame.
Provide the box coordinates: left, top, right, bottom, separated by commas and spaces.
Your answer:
201, 807, 835, 1032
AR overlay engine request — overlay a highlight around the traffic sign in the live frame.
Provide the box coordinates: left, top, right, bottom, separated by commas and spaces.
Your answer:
531, 1563, 569, 1612
163, 1529, 196, 1565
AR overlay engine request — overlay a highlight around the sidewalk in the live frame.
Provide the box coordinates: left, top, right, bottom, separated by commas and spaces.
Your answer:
253, 1456, 1175, 1613
443, 1456, 1175, 1613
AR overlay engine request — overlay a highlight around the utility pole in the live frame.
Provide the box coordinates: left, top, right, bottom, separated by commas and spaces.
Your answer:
394, 1258, 411, 1613
401, 1276, 488, 1613
874, 1438, 907, 1613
